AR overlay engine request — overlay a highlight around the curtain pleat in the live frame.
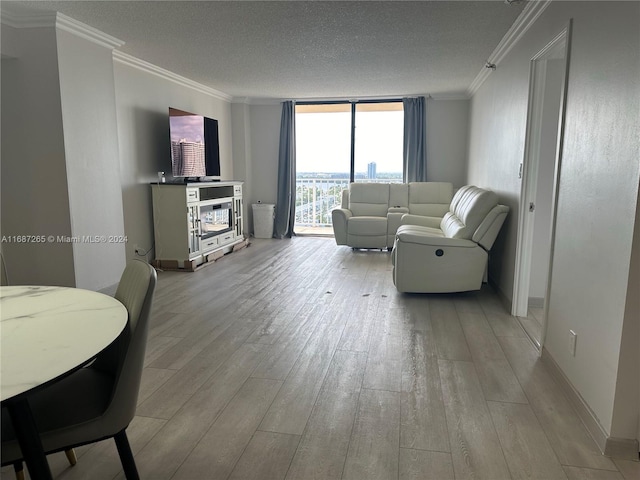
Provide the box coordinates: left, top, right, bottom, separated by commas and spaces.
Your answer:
274, 101, 296, 238
403, 96, 427, 182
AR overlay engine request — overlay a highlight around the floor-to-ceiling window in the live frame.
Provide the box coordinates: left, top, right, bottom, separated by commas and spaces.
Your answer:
353, 102, 404, 183
295, 101, 403, 234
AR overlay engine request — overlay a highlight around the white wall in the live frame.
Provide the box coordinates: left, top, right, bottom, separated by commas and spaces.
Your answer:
0, 25, 76, 286
248, 104, 281, 207
1, 24, 128, 290
230, 103, 281, 236
467, 1, 640, 438
426, 98, 469, 187
231, 103, 253, 224
113, 60, 233, 262
56, 29, 126, 291
466, 39, 529, 292
611, 187, 640, 442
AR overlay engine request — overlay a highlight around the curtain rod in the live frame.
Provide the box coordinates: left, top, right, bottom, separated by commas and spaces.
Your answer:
291, 94, 432, 105
295, 98, 402, 106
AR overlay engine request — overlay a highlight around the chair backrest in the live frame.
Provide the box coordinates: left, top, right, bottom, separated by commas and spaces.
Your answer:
440, 185, 499, 240
99, 259, 157, 430
341, 188, 350, 209
348, 183, 390, 217
408, 182, 453, 217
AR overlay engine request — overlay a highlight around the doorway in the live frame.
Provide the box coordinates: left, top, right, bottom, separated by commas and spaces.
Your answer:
512, 26, 571, 349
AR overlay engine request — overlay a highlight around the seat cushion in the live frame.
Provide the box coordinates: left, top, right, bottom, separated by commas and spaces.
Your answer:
396, 224, 445, 240
348, 216, 388, 236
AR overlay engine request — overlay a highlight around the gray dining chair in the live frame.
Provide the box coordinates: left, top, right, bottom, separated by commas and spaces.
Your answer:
0, 250, 8, 286
1, 259, 157, 480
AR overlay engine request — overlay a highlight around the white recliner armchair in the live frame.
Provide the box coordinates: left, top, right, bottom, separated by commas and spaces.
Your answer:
392, 185, 509, 293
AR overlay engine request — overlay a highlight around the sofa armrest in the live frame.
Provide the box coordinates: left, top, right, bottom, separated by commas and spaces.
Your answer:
387, 211, 406, 240
396, 226, 476, 248
331, 208, 352, 245
400, 214, 442, 229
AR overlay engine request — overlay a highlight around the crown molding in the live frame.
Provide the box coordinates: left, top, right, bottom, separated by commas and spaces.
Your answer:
113, 51, 233, 102
235, 92, 471, 105
1, 7, 124, 49
0, 7, 56, 28
55, 13, 124, 49
232, 97, 281, 105
429, 92, 471, 101
467, 0, 552, 97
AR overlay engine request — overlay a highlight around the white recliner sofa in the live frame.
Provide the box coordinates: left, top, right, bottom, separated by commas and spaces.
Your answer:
392, 185, 509, 293
331, 182, 453, 249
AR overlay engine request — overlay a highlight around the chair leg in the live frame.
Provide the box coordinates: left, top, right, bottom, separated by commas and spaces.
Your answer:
65, 448, 77, 466
10, 449, 76, 479
114, 430, 139, 480
13, 462, 25, 480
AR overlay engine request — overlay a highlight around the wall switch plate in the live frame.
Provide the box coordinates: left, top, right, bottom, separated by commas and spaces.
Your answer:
569, 330, 577, 356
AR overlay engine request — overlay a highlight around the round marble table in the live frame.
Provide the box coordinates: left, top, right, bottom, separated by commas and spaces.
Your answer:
0, 285, 128, 479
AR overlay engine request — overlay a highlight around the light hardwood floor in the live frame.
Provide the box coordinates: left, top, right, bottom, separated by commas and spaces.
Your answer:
5, 237, 638, 480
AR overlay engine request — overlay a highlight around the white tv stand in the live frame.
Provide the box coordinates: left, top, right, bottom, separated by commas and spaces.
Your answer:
151, 181, 245, 270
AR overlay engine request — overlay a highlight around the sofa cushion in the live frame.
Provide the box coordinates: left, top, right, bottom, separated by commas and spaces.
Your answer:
440, 185, 498, 239
348, 183, 390, 217
408, 182, 453, 217
348, 216, 388, 236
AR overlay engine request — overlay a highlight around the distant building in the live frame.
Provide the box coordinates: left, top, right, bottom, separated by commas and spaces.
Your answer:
171, 140, 205, 176
367, 162, 377, 179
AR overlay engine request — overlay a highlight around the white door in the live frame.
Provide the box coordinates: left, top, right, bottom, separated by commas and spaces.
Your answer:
512, 25, 571, 349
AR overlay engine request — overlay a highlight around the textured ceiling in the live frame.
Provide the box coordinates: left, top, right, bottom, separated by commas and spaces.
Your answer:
4, 1, 526, 101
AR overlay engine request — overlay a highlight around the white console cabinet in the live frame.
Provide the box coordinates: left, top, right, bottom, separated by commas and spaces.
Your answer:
151, 181, 244, 270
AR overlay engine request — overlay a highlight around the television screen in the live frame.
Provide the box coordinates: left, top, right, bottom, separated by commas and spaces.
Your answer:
169, 108, 220, 179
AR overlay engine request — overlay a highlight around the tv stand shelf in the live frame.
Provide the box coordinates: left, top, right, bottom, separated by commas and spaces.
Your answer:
151, 181, 245, 270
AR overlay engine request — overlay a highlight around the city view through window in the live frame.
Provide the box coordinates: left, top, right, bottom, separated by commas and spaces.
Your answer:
295, 103, 403, 233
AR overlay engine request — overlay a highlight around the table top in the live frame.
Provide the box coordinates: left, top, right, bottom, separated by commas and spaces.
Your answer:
0, 286, 128, 402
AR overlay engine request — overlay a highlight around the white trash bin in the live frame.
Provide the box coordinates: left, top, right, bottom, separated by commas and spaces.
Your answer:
252, 203, 275, 239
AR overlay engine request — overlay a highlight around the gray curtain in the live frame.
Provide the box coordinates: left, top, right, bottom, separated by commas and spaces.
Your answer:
403, 96, 427, 182
274, 101, 296, 238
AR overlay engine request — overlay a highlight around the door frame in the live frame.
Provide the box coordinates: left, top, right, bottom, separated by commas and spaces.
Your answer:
512, 22, 572, 350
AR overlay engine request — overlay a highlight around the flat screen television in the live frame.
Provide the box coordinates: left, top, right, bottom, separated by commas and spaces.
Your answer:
169, 107, 221, 180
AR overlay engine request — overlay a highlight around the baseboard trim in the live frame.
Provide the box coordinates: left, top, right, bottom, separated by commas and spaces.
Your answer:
540, 347, 608, 451
488, 278, 513, 313
604, 437, 640, 461
541, 347, 639, 459
528, 296, 545, 308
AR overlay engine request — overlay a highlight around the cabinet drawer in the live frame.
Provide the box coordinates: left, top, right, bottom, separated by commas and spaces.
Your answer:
219, 233, 234, 245
201, 237, 219, 251
187, 188, 199, 202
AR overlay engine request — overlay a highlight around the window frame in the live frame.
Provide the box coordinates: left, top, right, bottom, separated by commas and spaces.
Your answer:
295, 99, 403, 183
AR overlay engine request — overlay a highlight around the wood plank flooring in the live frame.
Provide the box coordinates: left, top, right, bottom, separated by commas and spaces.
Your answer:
5, 237, 636, 480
